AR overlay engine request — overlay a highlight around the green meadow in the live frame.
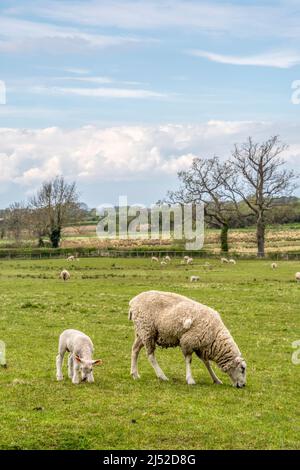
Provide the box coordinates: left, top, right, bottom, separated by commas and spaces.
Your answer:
0, 257, 299, 449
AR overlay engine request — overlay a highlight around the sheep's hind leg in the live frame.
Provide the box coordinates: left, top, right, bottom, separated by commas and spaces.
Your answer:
185, 354, 196, 385
202, 359, 223, 385
130, 336, 144, 379
146, 345, 168, 381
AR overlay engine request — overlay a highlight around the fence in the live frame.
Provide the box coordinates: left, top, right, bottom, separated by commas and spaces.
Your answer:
1, 247, 300, 261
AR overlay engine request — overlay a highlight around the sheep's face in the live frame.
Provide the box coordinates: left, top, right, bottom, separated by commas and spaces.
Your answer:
75, 356, 103, 381
228, 357, 247, 388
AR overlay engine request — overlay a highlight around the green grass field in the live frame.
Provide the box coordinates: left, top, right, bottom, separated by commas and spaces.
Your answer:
0, 257, 299, 450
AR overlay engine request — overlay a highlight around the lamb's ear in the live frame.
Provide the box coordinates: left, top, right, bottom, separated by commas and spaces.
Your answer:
75, 355, 82, 363
93, 359, 103, 366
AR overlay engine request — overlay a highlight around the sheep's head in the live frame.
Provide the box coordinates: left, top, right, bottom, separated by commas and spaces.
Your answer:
75, 355, 103, 381
227, 357, 247, 388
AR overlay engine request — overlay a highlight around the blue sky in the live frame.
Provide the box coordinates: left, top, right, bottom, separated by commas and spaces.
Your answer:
0, 0, 300, 207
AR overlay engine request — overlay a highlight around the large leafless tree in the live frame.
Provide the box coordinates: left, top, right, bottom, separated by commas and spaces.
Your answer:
30, 176, 80, 248
167, 156, 241, 252
228, 136, 298, 257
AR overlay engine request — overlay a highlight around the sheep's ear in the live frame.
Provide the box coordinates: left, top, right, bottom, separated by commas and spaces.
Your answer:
75, 355, 82, 363
93, 359, 103, 366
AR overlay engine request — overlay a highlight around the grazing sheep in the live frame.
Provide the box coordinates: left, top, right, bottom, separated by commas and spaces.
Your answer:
271, 263, 278, 269
164, 256, 171, 262
151, 256, 159, 263
56, 329, 103, 384
129, 290, 246, 388
186, 257, 193, 265
295, 272, 300, 282
190, 275, 200, 282
160, 261, 167, 266
67, 255, 75, 261
183, 256, 190, 261
229, 259, 237, 265
60, 269, 70, 281
221, 258, 229, 264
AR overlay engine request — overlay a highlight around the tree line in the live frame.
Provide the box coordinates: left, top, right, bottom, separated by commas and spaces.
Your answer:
0, 136, 299, 257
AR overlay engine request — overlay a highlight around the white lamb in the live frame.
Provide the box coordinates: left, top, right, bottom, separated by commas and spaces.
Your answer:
129, 290, 246, 388
190, 275, 200, 282
183, 256, 189, 261
56, 329, 102, 384
164, 256, 171, 262
229, 259, 237, 265
221, 258, 229, 264
60, 269, 70, 281
67, 255, 75, 261
160, 261, 167, 266
271, 263, 278, 269
186, 257, 193, 265
295, 272, 300, 282
151, 256, 159, 262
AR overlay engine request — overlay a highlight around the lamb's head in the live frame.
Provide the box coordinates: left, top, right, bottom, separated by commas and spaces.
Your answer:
75, 355, 103, 381
226, 357, 247, 388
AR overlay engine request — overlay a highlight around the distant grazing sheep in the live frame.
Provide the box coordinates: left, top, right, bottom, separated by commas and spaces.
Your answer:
56, 329, 102, 384
67, 255, 75, 261
183, 256, 190, 261
129, 290, 246, 388
295, 272, 300, 282
60, 269, 70, 281
164, 256, 171, 262
151, 256, 159, 263
186, 257, 193, 265
229, 259, 236, 265
221, 258, 229, 264
271, 263, 278, 269
160, 261, 167, 266
190, 275, 200, 282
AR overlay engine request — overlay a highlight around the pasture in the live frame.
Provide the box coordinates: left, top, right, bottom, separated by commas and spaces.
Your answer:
0, 257, 299, 450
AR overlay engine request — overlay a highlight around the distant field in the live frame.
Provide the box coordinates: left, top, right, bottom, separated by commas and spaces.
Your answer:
0, 257, 299, 449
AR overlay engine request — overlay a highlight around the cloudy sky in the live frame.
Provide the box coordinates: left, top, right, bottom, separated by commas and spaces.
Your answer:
1, 0, 300, 207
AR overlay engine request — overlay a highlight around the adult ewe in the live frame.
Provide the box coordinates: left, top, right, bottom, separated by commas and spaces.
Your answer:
271, 263, 278, 269
129, 290, 246, 388
295, 272, 300, 282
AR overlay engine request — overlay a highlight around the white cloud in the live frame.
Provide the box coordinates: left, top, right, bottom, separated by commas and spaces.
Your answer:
9, 0, 300, 40
0, 16, 144, 53
1, 121, 297, 192
30, 86, 168, 100
189, 49, 300, 69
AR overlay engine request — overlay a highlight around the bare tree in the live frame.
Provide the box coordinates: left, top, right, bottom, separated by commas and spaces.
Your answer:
30, 176, 80, 248
166, 156, 241, 252
5, 202, 28, 244
229, 136, 298, 257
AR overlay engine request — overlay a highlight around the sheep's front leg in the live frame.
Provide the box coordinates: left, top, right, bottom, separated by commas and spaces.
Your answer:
56, 353, 64, 381
68, 353, 74, 379
130, 336, 144, 379
147, 351, 168, 381
185, 354, 196, 385
72, 362, 81, 384
202, 360, 223, 385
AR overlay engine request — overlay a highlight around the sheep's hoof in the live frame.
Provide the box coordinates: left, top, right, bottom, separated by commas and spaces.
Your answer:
131, 372, 140, 380
187, 378, 196, 385
56, 376, 63, 381
214, 379, 223, 385
158, 375, 169, 382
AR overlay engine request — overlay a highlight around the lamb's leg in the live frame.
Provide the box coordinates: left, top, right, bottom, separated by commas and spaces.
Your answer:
72, 362, 81, 384
130, 335, 144, 379
185, 354, 196, 385
56, 353, 64, 381
202, 359, 223, 385
68, 353, 74, 379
